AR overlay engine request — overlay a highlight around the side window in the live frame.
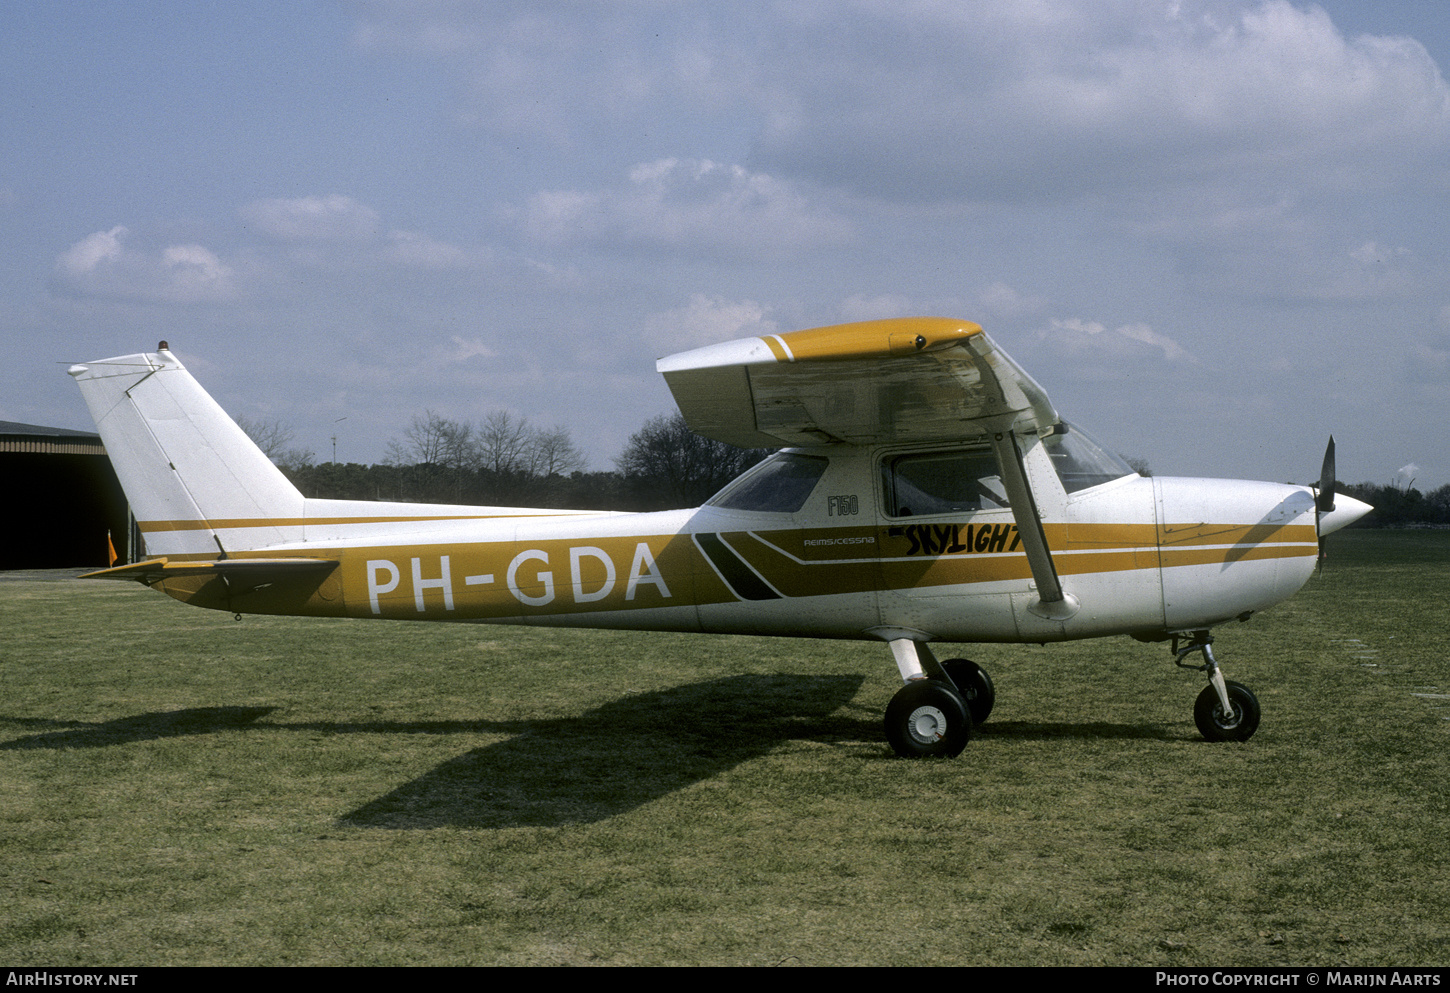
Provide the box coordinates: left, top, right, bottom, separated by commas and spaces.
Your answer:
708, 452, 829, 513
883, 449, 1006, 517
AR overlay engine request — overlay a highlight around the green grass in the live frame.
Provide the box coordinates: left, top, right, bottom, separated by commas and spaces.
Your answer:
1, 530, 1447, 965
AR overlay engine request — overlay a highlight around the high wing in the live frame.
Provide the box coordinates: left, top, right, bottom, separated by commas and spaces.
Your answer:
657, 318, 1059, 449
659, 317, 1074, 616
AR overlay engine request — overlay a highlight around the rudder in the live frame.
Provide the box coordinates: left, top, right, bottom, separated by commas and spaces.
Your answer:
69, 347, 304, 558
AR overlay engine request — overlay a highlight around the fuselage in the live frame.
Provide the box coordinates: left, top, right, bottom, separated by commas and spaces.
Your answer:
143, 439, 1351, 646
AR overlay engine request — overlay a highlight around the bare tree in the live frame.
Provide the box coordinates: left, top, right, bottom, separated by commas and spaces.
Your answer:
476, 410, 534, 476
382, 411, 481, 501
616, 412, 768, 508
385, 411, 476, 470
382, 409, 594, 505
235, 416, 315, 470
529, 425, 587, 477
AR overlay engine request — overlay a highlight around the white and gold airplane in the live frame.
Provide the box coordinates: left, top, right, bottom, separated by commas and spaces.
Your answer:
70, 318, 1371, 757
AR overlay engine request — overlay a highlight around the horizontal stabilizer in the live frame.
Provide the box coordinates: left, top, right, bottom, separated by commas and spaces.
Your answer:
82, 557, 338, 583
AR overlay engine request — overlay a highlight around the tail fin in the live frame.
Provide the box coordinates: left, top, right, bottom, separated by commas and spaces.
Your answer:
69, 347, 304, 558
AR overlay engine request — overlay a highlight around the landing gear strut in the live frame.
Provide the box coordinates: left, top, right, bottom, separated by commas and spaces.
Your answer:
1174, 631, 1261, 741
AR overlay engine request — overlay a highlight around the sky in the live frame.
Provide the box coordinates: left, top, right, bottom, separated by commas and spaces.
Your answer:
3, 0, 1448, 492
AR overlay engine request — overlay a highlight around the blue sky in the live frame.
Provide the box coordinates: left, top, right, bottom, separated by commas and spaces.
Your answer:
4, 1, 1448, 492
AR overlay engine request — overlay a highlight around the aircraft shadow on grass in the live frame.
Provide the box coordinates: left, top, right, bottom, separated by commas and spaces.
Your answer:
336, 685, 1187, 829
0, 675, 866, 829
0, 706, 279, 749
1, 678, 1184, 829
977, 721, 1182, 743
340, 673, 867, 829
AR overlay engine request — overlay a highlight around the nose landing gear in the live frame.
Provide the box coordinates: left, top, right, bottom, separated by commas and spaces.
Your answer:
1175, 631, 1261, 742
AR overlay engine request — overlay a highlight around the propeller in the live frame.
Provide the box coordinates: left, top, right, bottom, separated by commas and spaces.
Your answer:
1314, 436, 1335, 570
1316, 436, 1336, 515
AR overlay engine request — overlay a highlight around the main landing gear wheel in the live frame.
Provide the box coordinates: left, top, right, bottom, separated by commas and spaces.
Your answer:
941, 658, 995, 725
885, 680, 972, 758
1194, 681, 1261, 742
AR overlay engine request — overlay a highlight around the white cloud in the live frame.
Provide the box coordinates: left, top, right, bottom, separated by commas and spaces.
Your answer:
232, 197, 493, 283
1348, 240, 1409, 266
752, 1, 1450, 203
385, 229, 490, 269
977, 282, 1045, 319
522, 158, 854, 259
641, 293, 779, 351
239, 195, 382, 242
351, 2, 751, 144
57, 226, 127, 275
54, 226, 237, 303
1041, 317, 1196, 364
838, 294, 920, 322
1113, 321, 1193, 362
158, 244, 234, 298
445, 335, 496, 362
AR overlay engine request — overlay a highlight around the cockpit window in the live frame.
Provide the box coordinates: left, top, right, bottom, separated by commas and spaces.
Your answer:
1043, 422, 1135, 493
883, 448, 1006, 517
708, 452, 829, 513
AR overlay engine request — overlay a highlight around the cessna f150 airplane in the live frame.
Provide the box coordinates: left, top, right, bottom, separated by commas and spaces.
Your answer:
70, 318, 1371, 757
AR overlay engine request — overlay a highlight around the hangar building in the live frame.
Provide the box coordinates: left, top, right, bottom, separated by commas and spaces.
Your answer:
1, 421, 132, 570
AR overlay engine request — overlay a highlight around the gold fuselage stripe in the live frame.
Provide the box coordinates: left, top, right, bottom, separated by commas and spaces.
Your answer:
135, 513, 583, 533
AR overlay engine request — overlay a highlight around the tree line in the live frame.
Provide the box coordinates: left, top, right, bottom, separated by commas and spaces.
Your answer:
240, 411, 768, 512
1339, 480, 1450, 528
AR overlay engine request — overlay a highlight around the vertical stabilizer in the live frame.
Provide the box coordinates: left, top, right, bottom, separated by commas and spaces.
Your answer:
69, 348, 304, 557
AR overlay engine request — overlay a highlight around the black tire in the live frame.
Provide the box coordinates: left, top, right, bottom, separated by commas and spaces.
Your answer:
941, 658, 995, 725
1194, 681, 1261, 742
884, 680, 972, 758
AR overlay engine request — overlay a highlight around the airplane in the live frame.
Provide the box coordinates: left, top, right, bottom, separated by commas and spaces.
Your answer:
69, 318, 1372, 757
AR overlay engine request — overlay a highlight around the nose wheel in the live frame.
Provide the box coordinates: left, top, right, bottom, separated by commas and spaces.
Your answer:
1194, 681, 1260, 741
1175, 632, 1261, 742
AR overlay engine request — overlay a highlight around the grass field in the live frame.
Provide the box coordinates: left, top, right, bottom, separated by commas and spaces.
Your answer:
2, 530, 1447, 966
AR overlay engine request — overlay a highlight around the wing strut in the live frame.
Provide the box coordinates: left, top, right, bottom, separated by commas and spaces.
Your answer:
986, 429, 1077, 619
957, 327, 1077, 621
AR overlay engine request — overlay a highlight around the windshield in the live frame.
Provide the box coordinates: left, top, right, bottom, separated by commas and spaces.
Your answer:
1043, 422, 1135, 493
707, 452, 829, 513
